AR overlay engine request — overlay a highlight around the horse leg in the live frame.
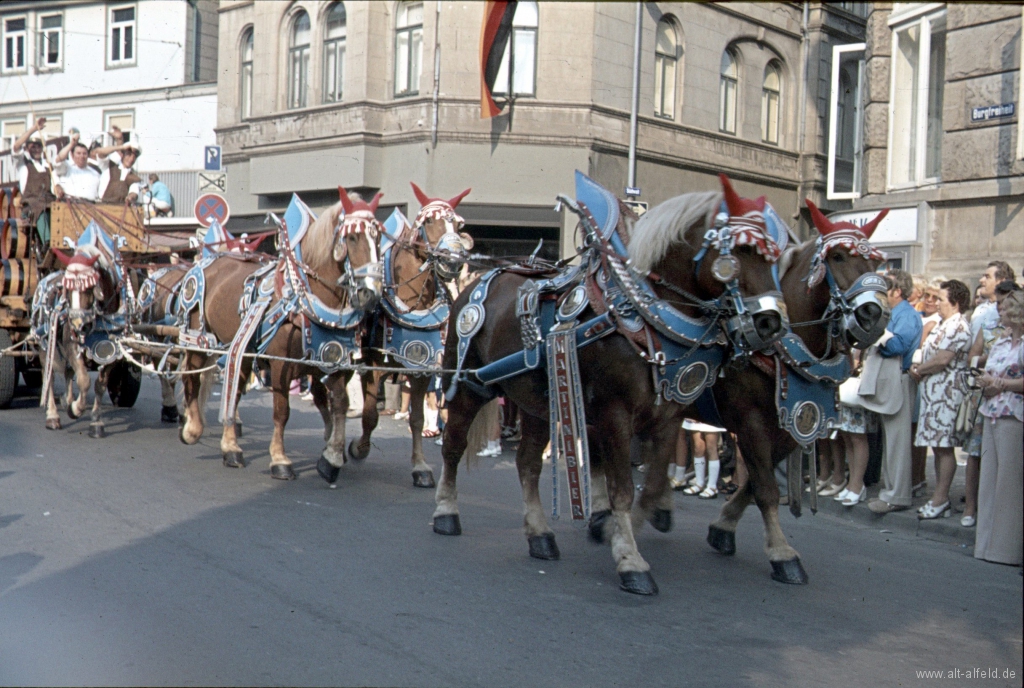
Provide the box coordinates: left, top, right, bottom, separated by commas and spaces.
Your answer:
220, 359, 252, 470
69, 353, 91, 420
310, 376, 333, 440
599, 404, 658, 595
316, 372, 350, 484
348, 369, 381, 461
408, 375, 435, 488
159, 375, 179, 423
432, 390, 488, 536
87, 364, 110, 438
43, 363, 62, 430
517, 412, 558, 559
587, 429, 613, 543
744, 445, 806, 584
633, 437, 674, 534
708, 480, 754, 557
179, 353, 208, 445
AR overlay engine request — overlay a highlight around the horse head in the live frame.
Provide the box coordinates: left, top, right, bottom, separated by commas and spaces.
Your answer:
335, 186, 385, 311
54, 249, 119, 331
410, 182, 473, 281
785, 200, 889, 353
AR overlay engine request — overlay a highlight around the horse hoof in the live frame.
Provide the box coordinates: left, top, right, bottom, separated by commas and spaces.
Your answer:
618, 570, 659, 596
270, 464, 296, 481
234, 422, 243, 438
412, 470, 436, 488
433, 514, 462, 536
770, 558, 809, 585
45, 418, 62, 431
222, 451, 246, 468
160, 405, 179, 424
650, 508, 672, 533
707, 525, 736, 556
528, 533, 560, 560
88, 424, 106, 439
67, 406, 81, 420
588, 510, 611, 544
317, 457, 340, 484
347, 439, 369, 462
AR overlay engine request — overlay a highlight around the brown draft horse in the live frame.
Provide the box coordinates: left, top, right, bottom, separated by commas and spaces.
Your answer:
176, 189, 384, 480
39, 233, 126, 437
628, 200, 888, 584
348, 183, 473, 488
433, 178, 786, 595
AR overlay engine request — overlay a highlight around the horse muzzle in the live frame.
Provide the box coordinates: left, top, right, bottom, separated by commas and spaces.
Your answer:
725, 293, 789, 352
342, 262, 383, 311
433, 233, 469, 281
836, 273, 891, 349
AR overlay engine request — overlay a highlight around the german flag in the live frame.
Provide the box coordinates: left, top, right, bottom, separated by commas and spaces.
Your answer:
480, 1, 517, 118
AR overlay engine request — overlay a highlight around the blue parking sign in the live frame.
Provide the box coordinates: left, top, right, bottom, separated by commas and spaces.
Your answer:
204, 145, 222, 171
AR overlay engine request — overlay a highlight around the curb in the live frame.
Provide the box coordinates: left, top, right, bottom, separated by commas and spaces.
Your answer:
804, 485, 976, 547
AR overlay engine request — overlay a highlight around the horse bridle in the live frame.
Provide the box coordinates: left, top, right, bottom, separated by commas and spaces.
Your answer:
690, 209, 788, 354
333, 217, 384, 311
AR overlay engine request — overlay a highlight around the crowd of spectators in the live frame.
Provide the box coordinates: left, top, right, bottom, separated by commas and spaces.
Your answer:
822, 262, 1023, 569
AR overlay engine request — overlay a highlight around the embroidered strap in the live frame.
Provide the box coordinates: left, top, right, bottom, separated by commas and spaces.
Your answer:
546, 325, 591, 521
219, 291, 273, 425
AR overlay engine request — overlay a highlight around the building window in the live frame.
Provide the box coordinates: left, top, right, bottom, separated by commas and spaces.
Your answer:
288, 10, 311, 109
889, 10, 946, 187
2, 117, 26, 150
104, 111, 134, 146
654, 18, 678, 119
394, 1, 423, 97
827, 43, 865, 199
109, 5, 136, 66
240, 28, 254, 119
2, 16, 27, 73
492, 0, 538, 98
719, 49, 738, 134
322, 2, 346, 103
190, 1, 202, 82
761, 61, 781, 144
37, 13, 63, 70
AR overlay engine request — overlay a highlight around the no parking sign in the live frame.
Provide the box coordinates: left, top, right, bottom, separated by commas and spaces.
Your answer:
194, 193, 231, 228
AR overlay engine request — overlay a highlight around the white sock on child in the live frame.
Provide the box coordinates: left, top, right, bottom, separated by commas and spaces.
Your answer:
706, 459, 720, 492
693, 456, 707, 487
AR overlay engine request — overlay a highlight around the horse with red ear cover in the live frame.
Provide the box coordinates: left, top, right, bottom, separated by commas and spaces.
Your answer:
411, 182, 471, 210
805, 199, 888, 240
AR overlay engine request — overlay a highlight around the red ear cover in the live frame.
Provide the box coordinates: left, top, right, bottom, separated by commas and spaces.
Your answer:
338, 186, 355, 215
719, 173, 764, 217
52, 250, 73, 267
447, 188, 471, 209
411, 182, 431, 207
368, 192, 383, 213
859, 208, 889, 239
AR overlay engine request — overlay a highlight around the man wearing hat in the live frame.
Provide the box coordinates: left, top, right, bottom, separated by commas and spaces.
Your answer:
92, 139, 143, 205
11, 116, 56, 245
53, 129, 101, 202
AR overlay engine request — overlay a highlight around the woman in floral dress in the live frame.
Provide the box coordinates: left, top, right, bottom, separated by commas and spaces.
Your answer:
910, 280, 973, 519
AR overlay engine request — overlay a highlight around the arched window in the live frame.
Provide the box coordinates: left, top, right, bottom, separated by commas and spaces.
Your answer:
323, 3, 346, 103
654, 18, 679, 119
761, 61, 781, 144
288, 10, 310, 109
492, 0, 538, 97
719, 49, 737, 134
394, 1, 423, 97
240, 27, 253, 119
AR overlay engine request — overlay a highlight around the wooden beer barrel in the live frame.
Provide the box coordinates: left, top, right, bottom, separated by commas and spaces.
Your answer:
1, 217, 32, 259
0, 188, 14, 220
1, 258, 38, 297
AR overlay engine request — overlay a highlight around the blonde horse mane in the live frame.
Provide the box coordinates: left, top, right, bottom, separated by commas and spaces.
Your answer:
300, 200, 343, 272
628, 191, 722, 273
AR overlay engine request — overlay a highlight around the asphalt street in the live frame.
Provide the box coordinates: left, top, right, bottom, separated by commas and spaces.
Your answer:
1, 378, 1021, 687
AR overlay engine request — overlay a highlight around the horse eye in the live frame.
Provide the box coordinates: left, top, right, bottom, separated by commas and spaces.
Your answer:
832, 253, 845, 262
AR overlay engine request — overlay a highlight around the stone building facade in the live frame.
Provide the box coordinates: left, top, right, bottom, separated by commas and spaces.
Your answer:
832, 3, 1023, 281
214, 1, 868, 257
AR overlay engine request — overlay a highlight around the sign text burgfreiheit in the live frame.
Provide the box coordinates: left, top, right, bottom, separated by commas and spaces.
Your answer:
970, 103, 1015, 123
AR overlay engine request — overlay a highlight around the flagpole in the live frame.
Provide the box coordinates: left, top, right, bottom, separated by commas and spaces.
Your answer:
627, 2, 642, 196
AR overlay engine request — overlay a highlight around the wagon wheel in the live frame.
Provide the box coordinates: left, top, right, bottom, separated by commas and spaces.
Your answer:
0, 329, 16, 408
107, 359, 142, 408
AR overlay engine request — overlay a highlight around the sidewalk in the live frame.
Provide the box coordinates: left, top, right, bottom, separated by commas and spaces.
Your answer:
805, 451, 974, 547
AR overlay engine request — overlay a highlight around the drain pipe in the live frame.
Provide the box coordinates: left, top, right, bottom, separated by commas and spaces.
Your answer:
795, 2, 810, 220
431, 1, 441, 147
627, 2, 642, 195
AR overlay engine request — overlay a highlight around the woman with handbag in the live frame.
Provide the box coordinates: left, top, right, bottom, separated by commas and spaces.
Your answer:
910, 280, 974, 519
831, 351, 877, 506
974, 291, 1024, 566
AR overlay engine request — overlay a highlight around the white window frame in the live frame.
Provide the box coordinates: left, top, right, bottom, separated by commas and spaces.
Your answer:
2, 15, 28, 74
394, 2, 423, 97
37, 12, 63, 71
107, 4, 137, 68
322, 2, 346, 104
654, 18, 678, 120
827, 43, 865, 200
104, 110, 135, 146
886, 8, 946, 190
719, 49, 738, 135
1018, 6, 1024, 160
287, 10, 311, 109
492, 0, 538, 99
2, 116, 27, 151
761, 61, 782, 145
240, 27, 254, 120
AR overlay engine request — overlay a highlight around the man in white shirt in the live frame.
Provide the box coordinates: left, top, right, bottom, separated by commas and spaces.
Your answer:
54, 131, 101, 202
91, 141, 143, 205
11, 117, 56, 244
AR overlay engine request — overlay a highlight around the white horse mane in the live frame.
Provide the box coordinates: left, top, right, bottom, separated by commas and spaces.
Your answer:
628, 191, 722, 273
302, 200, 343, 272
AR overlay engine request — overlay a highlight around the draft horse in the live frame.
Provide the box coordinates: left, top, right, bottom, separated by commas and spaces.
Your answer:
434, 173, 787, 594
628, 199, 890, 584
176, 188, 384, 480
348, 183, 473, 488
